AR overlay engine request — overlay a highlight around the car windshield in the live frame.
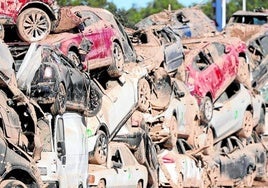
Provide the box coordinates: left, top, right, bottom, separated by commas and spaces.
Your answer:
232, 15, 268, 25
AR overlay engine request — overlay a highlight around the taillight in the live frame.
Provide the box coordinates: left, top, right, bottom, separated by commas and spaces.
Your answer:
162, 155, 175, 163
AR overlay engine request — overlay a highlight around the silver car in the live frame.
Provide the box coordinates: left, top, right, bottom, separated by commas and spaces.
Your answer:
210, 81, 266, 143
88, 142, 148, 188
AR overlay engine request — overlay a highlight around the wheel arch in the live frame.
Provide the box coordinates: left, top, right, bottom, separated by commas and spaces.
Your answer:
20, 3, 57, 21
3, 167, 38, 187
96, 123, 110, 138
68, 46, 81, 62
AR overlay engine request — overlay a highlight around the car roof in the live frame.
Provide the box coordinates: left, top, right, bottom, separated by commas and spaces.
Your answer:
232, 10, 268, 17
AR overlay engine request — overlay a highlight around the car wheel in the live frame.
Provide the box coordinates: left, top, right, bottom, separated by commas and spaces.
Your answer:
67, 51, 80, 67
88, 81, 102, 117
50, 83, 67, 115
97, 179, 106, 188
107, 42, 124, 78
17, 8, 51, 42
200, 96, 213, 124
237, 111, 254, 138
137, 78, 151, 112
202, 127, 214, 155
137, 180, 143, 188
89, 130, 108, 165
255, 108, 266, 135
0, 179, 27, 188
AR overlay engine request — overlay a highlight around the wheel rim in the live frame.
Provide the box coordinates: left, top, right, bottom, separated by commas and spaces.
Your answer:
204, 99, 213, 121
22, 11, 50, 41
96, 134, 108, 161
113, 43, 124, 71
138, 79, 150, 111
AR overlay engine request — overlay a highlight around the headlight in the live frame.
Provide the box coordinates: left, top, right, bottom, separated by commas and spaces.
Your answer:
44, 67, 53, 79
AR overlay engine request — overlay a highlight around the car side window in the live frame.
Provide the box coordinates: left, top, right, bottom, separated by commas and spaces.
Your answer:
259, 35, 268, 56
81, 11, 100, 26
111, 149, 122, 165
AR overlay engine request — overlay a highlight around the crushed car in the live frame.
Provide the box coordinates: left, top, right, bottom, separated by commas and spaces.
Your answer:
247, 31, 268, 89
209, 81, 266, 144
135, 7, 216, 38
41, 6, 137, 78
157, 138, 209, 188
225, 9, 268, 42
181, 35, 250, 123
86, 63, 150, 164
130, 26, 184, 74
12, 43, 102, 116
210, 135, 267, 187
88, 142, 148, 188
0, 0, 59, 42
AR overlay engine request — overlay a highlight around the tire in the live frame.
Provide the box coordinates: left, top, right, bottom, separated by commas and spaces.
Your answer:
137, 180, 143, 188
137, 78, 151, 112
67, 51, 80, 67
237, 111, 254, 138
97, 179, 106, 188
0, 179, 27, 188
243, 166, 256, 187
107, 42, 124, 78
255, 108, 266, 135
200, 96, 213, 124
89, 131, 108, 165
88, 81, 102, 117
50, 83, 67, 115
16, 8, 51, 42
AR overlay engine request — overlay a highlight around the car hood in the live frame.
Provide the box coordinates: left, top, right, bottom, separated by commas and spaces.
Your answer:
16, 43, 42, 94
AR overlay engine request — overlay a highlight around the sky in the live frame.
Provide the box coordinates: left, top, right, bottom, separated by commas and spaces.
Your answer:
108, 0, 207, 9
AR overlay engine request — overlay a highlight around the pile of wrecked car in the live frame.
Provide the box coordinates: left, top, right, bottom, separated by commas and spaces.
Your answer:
0, 1, 267, 188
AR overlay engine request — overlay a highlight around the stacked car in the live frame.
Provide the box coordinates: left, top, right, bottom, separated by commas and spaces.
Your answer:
0, 3, 267, 188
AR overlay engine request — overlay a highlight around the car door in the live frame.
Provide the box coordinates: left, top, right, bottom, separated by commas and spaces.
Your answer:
0, 0, 22, 18
161, 28, 184, 73
80, 10, 105, 69
212, 83, 250, 142
107, 145, 135, 188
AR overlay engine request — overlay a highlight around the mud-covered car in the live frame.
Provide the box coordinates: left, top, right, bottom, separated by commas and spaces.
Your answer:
0, 0, 59, 42
0, 130, 43, 187
157, 138, 208, 188
225, 9, 268, 42
88, 142, 148, 188
135, 7, 216, 38
41, 6, 136, 78
86, 64, 150, 164
247, 32, 268, 89
212, 135, 267, 187
182, 36, 249, 123
130, 26, 184, 74
14, 43, 102, 116
210, 81, 266, 143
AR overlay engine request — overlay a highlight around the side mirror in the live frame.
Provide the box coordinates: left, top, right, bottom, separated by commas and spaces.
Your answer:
112, 161, 122, 169
214, 102, 223, 110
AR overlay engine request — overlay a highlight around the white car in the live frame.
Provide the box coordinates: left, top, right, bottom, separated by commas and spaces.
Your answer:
88, 142, 148, 188
210, 81, 266, 143
86, 64, 150, 164
158, 139, 205, 187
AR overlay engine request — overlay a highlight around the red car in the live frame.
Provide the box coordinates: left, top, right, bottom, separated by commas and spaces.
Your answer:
182, 36, 249, 123
0, 0, 59, 42
41, 6, 136, 78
